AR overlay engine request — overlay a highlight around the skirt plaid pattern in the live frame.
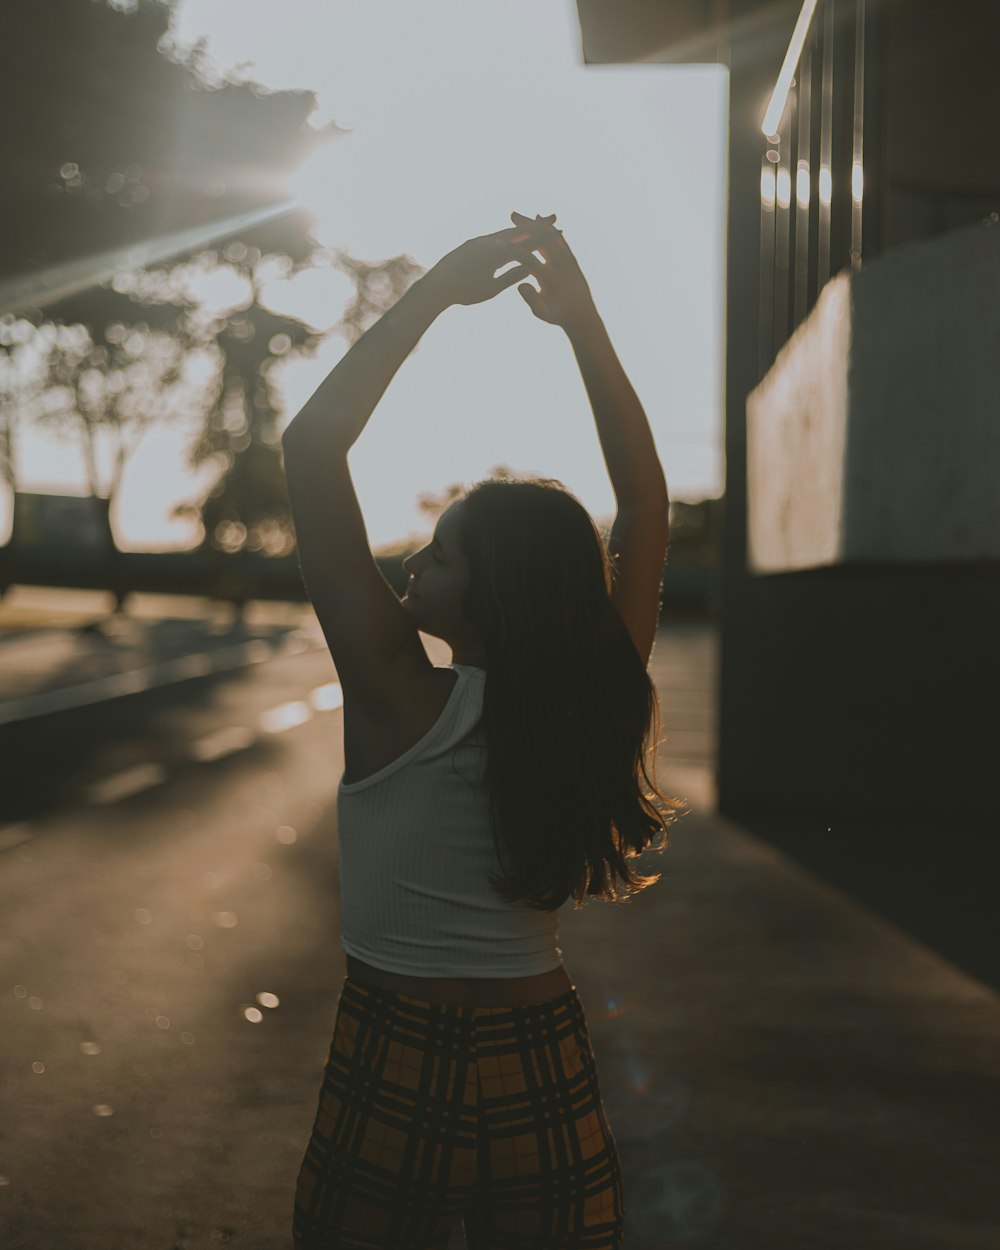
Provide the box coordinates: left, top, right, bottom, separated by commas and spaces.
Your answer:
292, 975, 624, 1249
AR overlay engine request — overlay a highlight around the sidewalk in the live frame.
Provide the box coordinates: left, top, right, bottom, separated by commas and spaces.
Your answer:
554, 626, 999, 1248
0, 585, 322, 723
447, 623, 999, 1246
2, 602, 996, 1247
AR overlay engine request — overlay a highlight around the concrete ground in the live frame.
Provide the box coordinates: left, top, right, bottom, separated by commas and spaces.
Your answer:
1, 591, 997, 1247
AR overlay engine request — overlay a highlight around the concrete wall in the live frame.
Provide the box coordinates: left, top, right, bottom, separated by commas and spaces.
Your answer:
747, 220, 1000, 571
746, 273, 852, 571
720, 65, 997, 834
716, 558, 997, 821
573, 0, 998, 935
881, 0, 1000, 247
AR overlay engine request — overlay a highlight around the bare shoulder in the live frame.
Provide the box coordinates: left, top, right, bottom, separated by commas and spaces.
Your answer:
341, 656, 459, 785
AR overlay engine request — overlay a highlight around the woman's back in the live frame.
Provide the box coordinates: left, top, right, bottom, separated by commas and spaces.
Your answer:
337, 661, 573, 1006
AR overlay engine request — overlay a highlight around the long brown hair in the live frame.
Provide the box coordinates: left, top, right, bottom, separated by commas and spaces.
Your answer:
455, 474, 688, 912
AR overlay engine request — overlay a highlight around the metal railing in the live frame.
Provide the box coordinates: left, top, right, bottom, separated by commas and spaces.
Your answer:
757, 0, 877, 378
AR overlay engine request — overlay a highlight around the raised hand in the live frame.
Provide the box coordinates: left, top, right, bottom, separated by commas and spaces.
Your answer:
509, 211, 598, 331
423, 226, 541, 309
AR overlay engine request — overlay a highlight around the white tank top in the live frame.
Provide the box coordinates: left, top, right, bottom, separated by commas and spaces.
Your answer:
337, 663, 564, 977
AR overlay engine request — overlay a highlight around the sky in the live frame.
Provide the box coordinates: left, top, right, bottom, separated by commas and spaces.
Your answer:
11, 0, 728, 552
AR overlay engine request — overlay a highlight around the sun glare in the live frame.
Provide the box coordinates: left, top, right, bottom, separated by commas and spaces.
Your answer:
15, 1, 727, 551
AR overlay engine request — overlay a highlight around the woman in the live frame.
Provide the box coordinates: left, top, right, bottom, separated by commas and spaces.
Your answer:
283, 211, 685, 1249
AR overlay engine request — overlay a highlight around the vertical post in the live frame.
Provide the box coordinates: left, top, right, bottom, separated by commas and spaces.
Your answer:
794, 39, 813, 327
759, 146, 778, 380
860, 0, 881, 259
773, 93, 793, 358
818, 0, 834, 288
850, 0, 866, 268
830, 0, 855, 275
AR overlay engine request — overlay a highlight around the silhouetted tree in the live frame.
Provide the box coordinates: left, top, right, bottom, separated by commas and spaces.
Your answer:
0, 0, 421, 581
0, 0, 327, 295
171, 255, 325, 557
0, 0, 328, 540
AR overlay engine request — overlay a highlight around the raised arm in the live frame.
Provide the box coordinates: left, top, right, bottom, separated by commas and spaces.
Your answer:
512, 211, 669, 511
279, 225, 539, 704
283, 226, 538, 457
512, 211, 670, 661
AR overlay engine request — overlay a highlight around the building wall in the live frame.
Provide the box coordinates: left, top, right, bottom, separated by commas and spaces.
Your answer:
746, 221, 1000, 570
717, 560, 996, 821
575, 2, 999, 972
880, 0, 1000, 246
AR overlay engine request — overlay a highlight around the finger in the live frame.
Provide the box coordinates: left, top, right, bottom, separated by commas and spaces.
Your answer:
517, 282, 553, 320
492, 263, 533, 295
494, 244, 546, 280
520, 233, 562, 273
510, 211, 557, 237
506, 218, 568, 275
517, 281, 542, 312
511, 209, 557, 222
511, 243, 546, 271
531, 218, 566, 246
508, 215, 566, 268
530, 226, 573, 272
494, 224, 542, 245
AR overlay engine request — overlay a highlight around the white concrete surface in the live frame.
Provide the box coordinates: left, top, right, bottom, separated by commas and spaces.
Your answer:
747, 219, 1000, 571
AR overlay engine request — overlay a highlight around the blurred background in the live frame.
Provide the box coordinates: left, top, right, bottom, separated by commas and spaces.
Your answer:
1, 2, 997, 1248
1, 0, 727, 562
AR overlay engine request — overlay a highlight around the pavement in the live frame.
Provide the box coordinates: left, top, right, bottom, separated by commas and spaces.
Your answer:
1, 587, 997, 1248
0, 585, 324, 726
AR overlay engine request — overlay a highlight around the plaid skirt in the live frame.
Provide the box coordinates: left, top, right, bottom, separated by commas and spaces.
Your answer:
292, 975, 624, 1249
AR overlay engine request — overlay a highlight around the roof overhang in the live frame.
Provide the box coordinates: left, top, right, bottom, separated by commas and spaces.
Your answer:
575, 0, 802, 65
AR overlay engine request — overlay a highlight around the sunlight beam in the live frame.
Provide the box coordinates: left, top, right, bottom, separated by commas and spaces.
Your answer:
0, 200, 300, 318
761, 0, 821, 139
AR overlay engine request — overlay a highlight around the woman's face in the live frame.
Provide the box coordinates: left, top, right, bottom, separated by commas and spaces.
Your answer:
401, 501, 482, 654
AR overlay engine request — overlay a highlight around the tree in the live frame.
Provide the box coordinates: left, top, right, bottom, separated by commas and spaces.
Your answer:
0, 0, 327, 295
0, 0, 420, 585
173, 246, 427, 558
0, 318, 53, 497
0, 0, 330, 538
171, 254, 325, 558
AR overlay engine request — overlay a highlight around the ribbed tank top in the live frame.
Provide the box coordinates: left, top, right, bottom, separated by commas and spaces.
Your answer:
337, 663, 564, 977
